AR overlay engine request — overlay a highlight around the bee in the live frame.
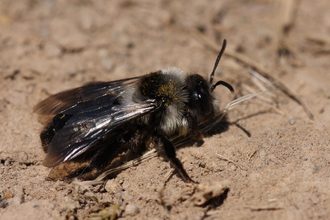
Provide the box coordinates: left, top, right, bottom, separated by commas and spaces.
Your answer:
34, 39, 234, 183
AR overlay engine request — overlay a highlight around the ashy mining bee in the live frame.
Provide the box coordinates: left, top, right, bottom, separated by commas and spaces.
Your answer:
34, 39, 234, 183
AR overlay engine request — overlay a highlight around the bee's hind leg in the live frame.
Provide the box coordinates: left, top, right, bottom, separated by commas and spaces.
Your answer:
153, 134, 197, 183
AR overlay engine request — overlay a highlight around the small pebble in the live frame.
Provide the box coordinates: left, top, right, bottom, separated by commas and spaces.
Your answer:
4, 160, 10, 166
124, 204, 139, 216
288, 117, 295, 125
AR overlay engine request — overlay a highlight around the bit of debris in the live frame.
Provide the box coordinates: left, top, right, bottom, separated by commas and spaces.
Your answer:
123, 204, 140, 217
189, 180, 230, 206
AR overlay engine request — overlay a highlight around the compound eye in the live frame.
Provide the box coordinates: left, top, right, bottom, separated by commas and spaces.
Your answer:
192, 90, 212, 115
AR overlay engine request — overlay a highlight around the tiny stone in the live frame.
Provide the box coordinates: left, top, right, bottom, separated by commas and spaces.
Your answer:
105, 179, 121, 193
18, 152, 28, 163
199, 162, 206, 168
124, 204, 140, 217
0, 198, 8, 208
4, 160, 10, 166
288, 117, 295, 125
229, 164, 237, 171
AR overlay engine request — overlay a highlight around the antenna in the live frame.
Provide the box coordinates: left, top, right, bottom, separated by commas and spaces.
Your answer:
211, 80, 234, 92
209, 39, 227, 85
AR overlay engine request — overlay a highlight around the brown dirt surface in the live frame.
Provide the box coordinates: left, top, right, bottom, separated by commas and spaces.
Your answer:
1, 0, 330, 219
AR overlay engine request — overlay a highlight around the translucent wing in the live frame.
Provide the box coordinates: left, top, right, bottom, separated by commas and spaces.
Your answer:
34, 77, 139, 115
43, 99, 160, 167
34, 77, 161, 167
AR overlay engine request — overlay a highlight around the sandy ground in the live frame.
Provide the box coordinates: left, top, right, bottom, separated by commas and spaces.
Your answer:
1, 0, 330, 219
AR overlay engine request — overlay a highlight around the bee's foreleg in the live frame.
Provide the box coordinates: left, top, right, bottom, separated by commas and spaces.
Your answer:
153, 134, 197, 183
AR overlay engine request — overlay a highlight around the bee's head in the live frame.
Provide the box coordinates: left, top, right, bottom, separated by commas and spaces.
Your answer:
186, 39, 234, 117
185, 74, 215, 116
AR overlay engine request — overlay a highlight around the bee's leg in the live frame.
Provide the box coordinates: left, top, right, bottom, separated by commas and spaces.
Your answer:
153, 134, 196, 183
186, 113, 204, 143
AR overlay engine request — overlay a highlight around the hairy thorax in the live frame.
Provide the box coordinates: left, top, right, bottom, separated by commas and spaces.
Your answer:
137, 68, 189, 136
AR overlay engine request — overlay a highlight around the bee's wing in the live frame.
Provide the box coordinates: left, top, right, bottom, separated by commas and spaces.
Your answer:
43, 99, 161, 167
34, 77, 139, 115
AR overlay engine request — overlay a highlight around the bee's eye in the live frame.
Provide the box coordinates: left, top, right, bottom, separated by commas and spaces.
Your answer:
191, 82, 212, 115
185, 74, 213, 116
